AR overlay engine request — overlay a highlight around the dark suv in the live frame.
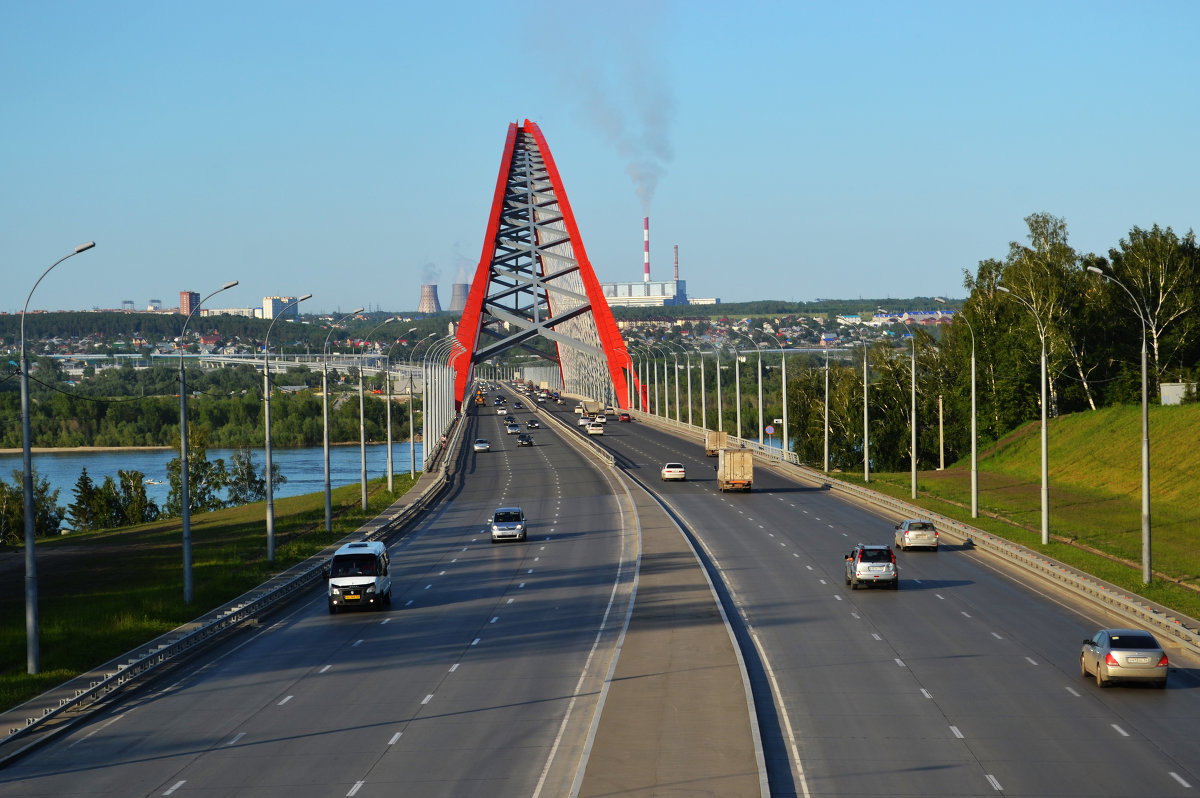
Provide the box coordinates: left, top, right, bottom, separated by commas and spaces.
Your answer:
845, 544, 899, 590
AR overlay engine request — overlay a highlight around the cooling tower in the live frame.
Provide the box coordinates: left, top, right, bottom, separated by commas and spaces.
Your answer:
417, 284, 442, 313
450, 283, 469, 313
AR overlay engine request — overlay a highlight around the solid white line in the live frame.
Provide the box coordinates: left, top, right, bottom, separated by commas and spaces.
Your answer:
950, 725, 963, 738
347, 781, 364, 796
277, 695, 293, 706
985, 774, 1002, 791
388, 732, 402, 745
1111, 724, 1129, 737
163, 780, 186, 795
1169, 772, 1191, 788
226, 732, 245, 746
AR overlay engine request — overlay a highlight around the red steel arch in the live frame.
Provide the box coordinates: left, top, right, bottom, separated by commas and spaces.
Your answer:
452, 120, 638, 409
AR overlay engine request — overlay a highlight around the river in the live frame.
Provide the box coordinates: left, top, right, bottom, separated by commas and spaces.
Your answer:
0, 442, 424, 510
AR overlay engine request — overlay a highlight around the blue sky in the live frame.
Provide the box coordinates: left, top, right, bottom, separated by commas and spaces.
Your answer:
3, 1, 1197, 314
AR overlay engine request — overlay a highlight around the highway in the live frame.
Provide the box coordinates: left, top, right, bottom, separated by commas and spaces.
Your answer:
4, 388, 1199, 797
0, 399, 636, 798
554, 400, 1200, 798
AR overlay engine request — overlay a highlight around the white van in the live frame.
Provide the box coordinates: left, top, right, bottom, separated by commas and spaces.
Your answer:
327, 540, 392, 613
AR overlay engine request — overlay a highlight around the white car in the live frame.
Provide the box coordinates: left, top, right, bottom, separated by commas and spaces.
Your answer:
497, 407, 507, 415
894, 519, 938, 551
473, 438, 490, 452
593, 414, 607, 424
586, 422, 605, 435
506, 423, 520, 434
577, 415, 593, 426
660, 462, 686, 481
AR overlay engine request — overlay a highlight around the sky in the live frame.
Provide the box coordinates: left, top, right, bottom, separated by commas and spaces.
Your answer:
3, 1, 1198, 315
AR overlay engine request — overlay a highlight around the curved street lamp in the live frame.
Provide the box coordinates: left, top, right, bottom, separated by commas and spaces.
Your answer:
730, 330, 764, 445
899, 318, 919, 500
322, 307, 364, 532
357, 317, 398, 511
264, 293, 312, 561
384, 328, 418, 492
997, 285, 1049, 545
408, 333, 437, 477
1086, 266, 1152, 583
19, 241, 95, 674
179, 279, 238, 604
936, 297, 977, 518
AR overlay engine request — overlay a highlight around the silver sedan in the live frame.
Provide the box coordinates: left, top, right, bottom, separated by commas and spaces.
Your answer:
1080, 628, 1168, 688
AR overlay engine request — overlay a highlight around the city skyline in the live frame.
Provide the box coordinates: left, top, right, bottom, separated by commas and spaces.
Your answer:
4, 2, 1197, 315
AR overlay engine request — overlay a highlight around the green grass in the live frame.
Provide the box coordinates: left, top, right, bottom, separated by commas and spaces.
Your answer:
839, 402, 1200, 621
0, 473, 420, 711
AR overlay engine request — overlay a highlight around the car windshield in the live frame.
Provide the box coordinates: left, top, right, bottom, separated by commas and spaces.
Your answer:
908, 522, 933, 530
1109, 633, 1158, 650
665, 463, 683, 469
859, 549, 891, 563
494, 511, 522, 523
330, 553, 377, 577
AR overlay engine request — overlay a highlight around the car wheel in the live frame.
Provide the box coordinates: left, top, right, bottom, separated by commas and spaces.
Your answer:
850, 577, 859, 590
844, 572, 851, 585
1080, 656, 1089, 678
1095, 665, 1108, 688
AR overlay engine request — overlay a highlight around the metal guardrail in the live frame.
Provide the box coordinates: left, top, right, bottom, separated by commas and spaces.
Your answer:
621, 407, 1200, 654
2, 444, 456, 755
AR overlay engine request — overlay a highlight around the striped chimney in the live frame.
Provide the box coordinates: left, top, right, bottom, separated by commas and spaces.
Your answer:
643, 216, 650, 283
674, 244, 679, 281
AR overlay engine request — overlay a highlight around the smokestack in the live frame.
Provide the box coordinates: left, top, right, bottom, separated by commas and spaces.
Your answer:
673, 244, 679, 282
417, 284, 442, 314
450, 283, 469, 313
643, 216, 650, 283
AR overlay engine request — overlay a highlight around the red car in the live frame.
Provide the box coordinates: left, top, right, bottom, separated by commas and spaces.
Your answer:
618, 412, 632, 422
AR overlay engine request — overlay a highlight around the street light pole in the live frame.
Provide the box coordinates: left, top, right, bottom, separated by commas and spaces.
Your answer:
823, 351, 830, 473
20, 241, 95, 674
385, 328, 418, 493
901, 319, 918, 500
936, 297, 977, 517
322, 307, 364, 533
357, 317, 398, 511
863, 333, 870, 483
264, 293, 312, 562
179, 279, 238, 604
1087, 266, 1152, 582
998, 285, 1049, 545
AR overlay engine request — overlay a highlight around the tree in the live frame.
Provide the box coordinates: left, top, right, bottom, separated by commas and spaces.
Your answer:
0, 469, 63, 543
119, 469, 158, 525
67, 467, 98, 531
1105, 225, 1199, 391
226, 445, 286, 505
165, 426, 228, 516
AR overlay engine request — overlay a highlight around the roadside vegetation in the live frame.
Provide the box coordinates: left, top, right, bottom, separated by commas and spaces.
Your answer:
841, 402, 1200, 621
0, 474, 418, 712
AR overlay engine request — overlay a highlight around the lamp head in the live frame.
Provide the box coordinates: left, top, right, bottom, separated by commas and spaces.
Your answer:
75, 241, 96, 253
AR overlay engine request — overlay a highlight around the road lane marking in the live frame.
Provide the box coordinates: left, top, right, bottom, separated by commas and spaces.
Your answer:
895, 658, 905, 667
991, 632, 1003, 639
320, 665, 331, 673
1065, 687, 1080, 697
389, 732, 403, 745
961, 611, 972, 618
920, 689, 932, 699
950, 725, 963, 738
936, 594, 945, 600
449, 663, 459, 672
352, 639, 364, 647
986, 775, 1002, 791
226, 733, 245, 746
490, 616, 499, 623
278, 695, 293, 706
1112, 724, 1129, 737
1170, 773, 1191, 788
1025, 657, 1038, 666
871, 633, 881, 640
347, 781, 365, 796
472, 638, 480, 646
422, 694, 434, 705
163, 781, 186, 795
380, 618, 390, 625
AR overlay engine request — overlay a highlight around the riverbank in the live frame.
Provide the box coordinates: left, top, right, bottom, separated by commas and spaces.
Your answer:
0, 446, 172, 455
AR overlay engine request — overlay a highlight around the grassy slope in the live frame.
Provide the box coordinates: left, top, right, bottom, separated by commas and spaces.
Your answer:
849, 402, 1200, 619
0, 474, 418, 710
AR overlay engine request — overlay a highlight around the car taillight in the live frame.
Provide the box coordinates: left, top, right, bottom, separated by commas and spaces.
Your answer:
1105, 653, 1120, 667
889, 551, 896, 563
1157, 654, 1169, 668
934, 530, 939, 538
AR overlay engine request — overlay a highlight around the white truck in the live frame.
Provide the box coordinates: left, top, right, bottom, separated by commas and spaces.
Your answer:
705, 430, 728, 457
717, 448, 753, 492
581, 400, 602, 415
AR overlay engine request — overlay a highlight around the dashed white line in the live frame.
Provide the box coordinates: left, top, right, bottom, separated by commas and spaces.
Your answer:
950, 725, 964, 738
991, 632, 1003, 639
1025, 657, 1038, 666
833, 595, 843, 601
961, 611, 972, 618
895, 658, 906, 667
226, 733, 245, 746
347, 780, 365, 796
936, 594, 945, 600
805, 565, 813, 571
163, 780, 186, 795
519, 582, 525, 588
421, 694, 434, 705
985, 774, 1003, 791
352, 639, 364, 647
471, 638, 480, 646
380, 618, 391, 625
388, 732, 403, 745
851, 612, 860, 619
449, 663, 459, 672
319, 664, 332, 673
1170, 772, 1191, 788
424, 584, 432, 590
405, 599, 414, 606
871, 633, 881, 641
818, 579, 827, 585
277, 695, 293, 706
920, 688, 932, 699
1065, 686, 1081, 697
490, 616, 499, 624
1111, 724, 1129, 737
506, 598, 514, 605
